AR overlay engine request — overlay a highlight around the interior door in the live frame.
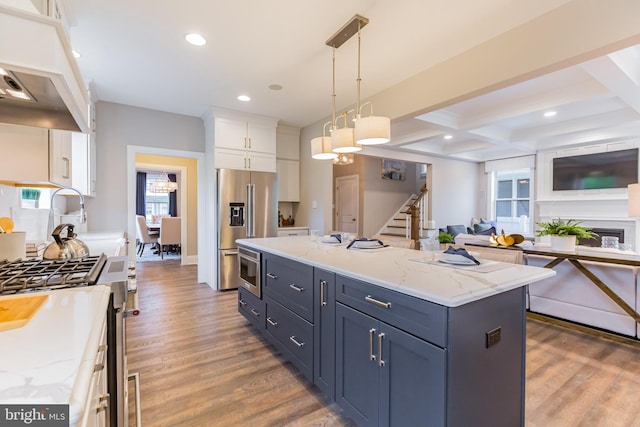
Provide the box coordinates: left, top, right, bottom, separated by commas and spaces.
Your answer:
336, 175, 359, 233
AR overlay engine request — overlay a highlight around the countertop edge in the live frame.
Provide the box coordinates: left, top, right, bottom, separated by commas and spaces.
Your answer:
237, 237, 556, 307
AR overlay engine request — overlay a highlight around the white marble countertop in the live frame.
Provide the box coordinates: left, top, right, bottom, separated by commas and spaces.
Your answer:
77, 231, 127, 257
0, 285, 111, 425
237, 236, 556, 307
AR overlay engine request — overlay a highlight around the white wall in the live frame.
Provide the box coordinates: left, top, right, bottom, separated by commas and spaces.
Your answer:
88, 102, 205, 233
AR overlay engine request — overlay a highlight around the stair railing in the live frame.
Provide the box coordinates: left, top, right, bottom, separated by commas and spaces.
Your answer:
407, 184, 429, 249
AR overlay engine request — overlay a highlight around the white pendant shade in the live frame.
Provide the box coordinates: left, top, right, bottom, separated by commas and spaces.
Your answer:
332, 127, 360, 153
355, 115, 391, 145
629, 183, 640, 216
311, 136, 337, 160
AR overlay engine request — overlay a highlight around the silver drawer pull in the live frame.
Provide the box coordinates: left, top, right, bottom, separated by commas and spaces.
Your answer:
289, 336, 305, 348
378, 333, 385, 367
250, 309, 260, 317
289, 283, 304, 292
320, 280, 327, 307
369, 328, 376, 361
239, 299, 247, 307
267, 273, 278, 279
267, 317, 278, 327
365, 295, 391, 309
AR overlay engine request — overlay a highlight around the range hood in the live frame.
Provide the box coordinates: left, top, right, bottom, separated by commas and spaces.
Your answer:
0, 4, 89, 133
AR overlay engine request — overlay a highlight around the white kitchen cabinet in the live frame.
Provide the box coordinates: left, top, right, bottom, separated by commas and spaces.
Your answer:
0, 123, 73, 186
49, 129, 73, 186
214, 117, 276, 154
276, 126, 300, 201
277, 159, 300, 201
214, 147, 276, 172
78, 317, 109, 427
276, 125, 300, 160
209, 109, 278, 172
69, 131, 96, 196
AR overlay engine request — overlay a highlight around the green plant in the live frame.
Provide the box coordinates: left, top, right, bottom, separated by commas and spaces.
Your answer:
436, 231, 454, 244
535, 218, 598, 239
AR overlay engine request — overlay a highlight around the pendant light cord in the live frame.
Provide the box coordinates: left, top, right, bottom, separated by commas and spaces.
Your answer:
332, 46, 337, 131
356, 21, 362, 119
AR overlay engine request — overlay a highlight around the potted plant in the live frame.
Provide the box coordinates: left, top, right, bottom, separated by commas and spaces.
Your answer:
535, 218, 597, 252
436, 231, 454, 249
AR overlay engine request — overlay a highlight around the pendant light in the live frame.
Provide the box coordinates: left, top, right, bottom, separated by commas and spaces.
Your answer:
151, 171, 178, 193
354, 18, 390, 145
311, 15, 368, 160
311, 121, 337, 159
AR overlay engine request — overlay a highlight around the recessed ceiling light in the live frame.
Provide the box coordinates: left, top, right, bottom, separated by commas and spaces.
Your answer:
268, 84, 283, 91
237, 95, 251, 102
185, 33, 206, 46
444, 134, 453, 140
544, 111, 557, 117
72, 50, 81, 58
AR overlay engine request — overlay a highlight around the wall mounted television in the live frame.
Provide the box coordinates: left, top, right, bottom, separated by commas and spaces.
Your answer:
552, 148, 639, 191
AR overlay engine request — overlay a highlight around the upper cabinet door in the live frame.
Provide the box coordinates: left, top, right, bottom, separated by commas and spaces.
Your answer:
0, 123, 49, 183
49, 130, 73, 187
247, 122, 277, 154
214, 118, 248, 150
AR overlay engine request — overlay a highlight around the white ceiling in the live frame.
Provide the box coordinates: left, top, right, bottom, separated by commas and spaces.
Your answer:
60, 0, 640, 162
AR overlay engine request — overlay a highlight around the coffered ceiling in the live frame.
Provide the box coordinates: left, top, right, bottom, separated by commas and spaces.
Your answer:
59, 0, 640, 162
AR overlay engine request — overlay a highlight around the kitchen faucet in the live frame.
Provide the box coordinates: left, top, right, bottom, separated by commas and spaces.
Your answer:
47, 186, 86, 240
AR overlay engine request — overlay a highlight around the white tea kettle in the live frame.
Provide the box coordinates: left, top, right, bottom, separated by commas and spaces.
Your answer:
43, 223, 90, 260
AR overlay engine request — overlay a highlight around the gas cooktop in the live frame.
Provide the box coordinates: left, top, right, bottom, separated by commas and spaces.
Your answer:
0, 255, 108, 295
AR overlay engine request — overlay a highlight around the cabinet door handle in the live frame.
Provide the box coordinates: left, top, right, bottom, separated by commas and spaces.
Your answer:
369, 328, 376, 361
289, 283, 304, 292
365, 295, 391, 309
96, 393, 110, 414
248, 137, 252, 149
248, 157, 251, 169
267, 273, 278, 279
320, 280, 327, 307
239, 299, 247, 307
289, 336, 305, 348
378, 333, 385, 367
267, 317, 278, 327
244, 157, 247, 169
63, 156, 70, 179
244, 136, 248, 148
94, 344, 108, 372
250, 309, 260, 317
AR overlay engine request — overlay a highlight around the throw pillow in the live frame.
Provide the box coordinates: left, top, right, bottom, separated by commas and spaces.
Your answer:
476, 226, 496, 236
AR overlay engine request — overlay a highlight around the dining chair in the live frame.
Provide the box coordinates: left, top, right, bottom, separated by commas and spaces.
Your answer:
158, 216, 181, 259
135, 215, 158, 256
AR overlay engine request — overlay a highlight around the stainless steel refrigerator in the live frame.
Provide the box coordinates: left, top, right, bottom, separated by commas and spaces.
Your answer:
217, 168, 277, 290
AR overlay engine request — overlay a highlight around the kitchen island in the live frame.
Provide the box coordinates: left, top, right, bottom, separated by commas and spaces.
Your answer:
236, 236, 555, 427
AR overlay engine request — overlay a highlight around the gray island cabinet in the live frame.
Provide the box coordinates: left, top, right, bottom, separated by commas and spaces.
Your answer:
236, 237, 555, 427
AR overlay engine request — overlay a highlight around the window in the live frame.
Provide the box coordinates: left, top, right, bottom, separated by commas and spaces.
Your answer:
145, 173, 170, 221
492, 169, 532, 235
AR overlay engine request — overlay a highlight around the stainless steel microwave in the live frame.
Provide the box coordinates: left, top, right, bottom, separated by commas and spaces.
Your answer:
238, 246, 261, 298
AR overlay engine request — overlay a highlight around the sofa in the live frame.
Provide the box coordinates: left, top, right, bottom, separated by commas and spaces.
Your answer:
439, 220, 496, 239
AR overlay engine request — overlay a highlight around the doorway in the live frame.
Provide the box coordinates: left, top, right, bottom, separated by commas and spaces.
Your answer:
335, 175, 359, 233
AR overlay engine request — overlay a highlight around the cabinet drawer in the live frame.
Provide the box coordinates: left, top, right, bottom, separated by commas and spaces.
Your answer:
263, 253, 314, 322
265, 295, 314, 381
238, 287, 265, 330
336, 275, 448, 347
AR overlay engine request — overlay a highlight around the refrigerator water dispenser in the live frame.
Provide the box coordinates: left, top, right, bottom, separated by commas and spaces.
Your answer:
229, 202, 244, 227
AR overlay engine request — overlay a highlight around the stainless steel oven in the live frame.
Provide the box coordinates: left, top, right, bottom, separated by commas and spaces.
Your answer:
238, 246, 261, 298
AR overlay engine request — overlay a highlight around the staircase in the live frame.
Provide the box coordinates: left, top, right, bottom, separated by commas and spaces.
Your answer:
374, 186, 429, 249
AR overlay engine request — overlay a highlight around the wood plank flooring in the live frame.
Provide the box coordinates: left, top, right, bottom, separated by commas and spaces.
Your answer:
128, 260, 640, 427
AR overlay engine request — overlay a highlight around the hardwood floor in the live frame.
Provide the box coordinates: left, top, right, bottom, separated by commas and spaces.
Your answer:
128, 261, 640, 427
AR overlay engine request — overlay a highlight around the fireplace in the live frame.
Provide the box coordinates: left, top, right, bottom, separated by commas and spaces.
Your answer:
577, 228, 624, 247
